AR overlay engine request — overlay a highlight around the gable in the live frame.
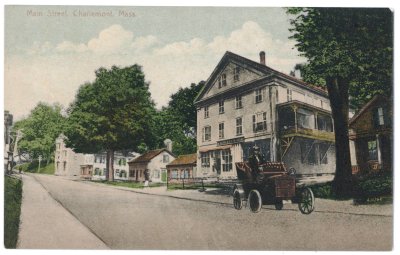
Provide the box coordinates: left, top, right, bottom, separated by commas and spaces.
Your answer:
206, 62, 264, 97
349, 95, 392, 133
195, 51, 327, 105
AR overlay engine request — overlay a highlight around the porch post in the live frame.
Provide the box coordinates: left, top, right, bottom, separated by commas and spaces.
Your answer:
376, 134, 382, 165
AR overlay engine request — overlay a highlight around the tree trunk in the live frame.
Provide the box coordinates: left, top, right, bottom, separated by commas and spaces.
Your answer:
326, 77, 353, 197
106, 149, 115, 181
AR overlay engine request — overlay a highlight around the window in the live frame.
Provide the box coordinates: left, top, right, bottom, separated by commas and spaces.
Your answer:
203, 126, 211, 141
218, 73, 227, 88
317, 114, 333, 132
255, 88, 263, 103
235, 96, 242, 109
183, 169, 190, 178
219, 123, 224, 139
154, 170, 160, 178
233, 67, 240, 82
103, 168, 107, 176
287, 89, 292, 101
201, 152, 210, 167
63, 150, 67, 157
253, 112, 267, 132
236, 117, 243, 136
94, 168, 100, 175
378, 107, 384, 126
171, 169, 178, 178
63, 162, 66, 171
163, 154, 169, 163
204, 106, 209, 118
368, 140, 378, 161
130, 169, 135, 177
219, 101, 224, 114
297, 108, 314, 129
56, 143, 60, 150
222, 150, 232, 172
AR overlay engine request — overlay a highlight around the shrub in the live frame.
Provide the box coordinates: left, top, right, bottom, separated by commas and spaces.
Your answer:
4, 176, 23, 248
312, 183, 333, 198
355, 174, 392, 198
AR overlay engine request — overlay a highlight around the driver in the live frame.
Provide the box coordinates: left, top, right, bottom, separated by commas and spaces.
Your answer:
248, 145, 265, 180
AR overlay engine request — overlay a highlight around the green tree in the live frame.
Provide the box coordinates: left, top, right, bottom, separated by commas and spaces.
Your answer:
287, 8, 393, 197
153, 82, 203, 156
12, 103, 65, 163
65, 65, 156, 181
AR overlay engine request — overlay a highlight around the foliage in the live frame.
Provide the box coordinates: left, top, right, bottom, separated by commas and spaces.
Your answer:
12, 103, 66, 161
153, 82, 204, 156
287, 8, 393, 197
354, 172, 392, 202
287, 8, 393, 109
311, 183, 333, 199
65, 65, 157, 180
4, 176, 23, 248
16, 161, 55, 175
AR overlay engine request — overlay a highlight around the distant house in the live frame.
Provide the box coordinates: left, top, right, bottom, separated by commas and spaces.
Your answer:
54, 134, 85, 177
128, 149, 175, 183
349, 95, 392, 174
81, 152, 139, 180
166, 153, 197, 179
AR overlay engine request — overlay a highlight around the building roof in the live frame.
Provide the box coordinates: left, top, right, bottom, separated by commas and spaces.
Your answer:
195, 51, 328, 103
128, 148, 173, 164
166, 153, 197, 167
349, 95, 390, 126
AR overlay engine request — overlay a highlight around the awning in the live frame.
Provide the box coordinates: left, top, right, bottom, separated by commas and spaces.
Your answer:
198, 145, 232, 153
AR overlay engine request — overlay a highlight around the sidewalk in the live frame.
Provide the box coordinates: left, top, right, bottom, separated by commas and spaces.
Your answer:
18, 174, 109, 249
85, 180, 393, 217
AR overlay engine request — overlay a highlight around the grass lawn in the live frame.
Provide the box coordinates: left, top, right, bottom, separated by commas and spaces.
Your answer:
4, 176, 23, 248
16, 161, 55, 175
94, 180, 165, 189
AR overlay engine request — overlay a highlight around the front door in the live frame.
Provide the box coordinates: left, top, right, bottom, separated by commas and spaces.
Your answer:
161, 169, 167, 182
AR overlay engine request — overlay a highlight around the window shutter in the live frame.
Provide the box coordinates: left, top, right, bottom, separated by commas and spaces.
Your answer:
383, 107, 391, 127
253, 115, 256, 132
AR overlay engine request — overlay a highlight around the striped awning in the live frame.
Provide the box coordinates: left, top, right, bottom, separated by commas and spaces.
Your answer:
198, 144, 232, 153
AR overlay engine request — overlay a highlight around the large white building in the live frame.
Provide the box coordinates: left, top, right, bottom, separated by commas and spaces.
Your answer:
194, 51, 336, 178
54, 134, 85, 177
55, 134, 139, 179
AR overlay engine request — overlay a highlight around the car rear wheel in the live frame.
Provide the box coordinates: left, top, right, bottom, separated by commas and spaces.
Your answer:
233, 189, 242, 210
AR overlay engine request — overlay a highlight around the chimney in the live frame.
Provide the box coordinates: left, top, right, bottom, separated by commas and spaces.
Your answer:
259, 51, 266, 65
164, 139, 172, 152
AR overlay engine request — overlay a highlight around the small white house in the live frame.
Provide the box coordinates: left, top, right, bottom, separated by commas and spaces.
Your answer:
128, 149, 176, 183
82, 152, 140, 180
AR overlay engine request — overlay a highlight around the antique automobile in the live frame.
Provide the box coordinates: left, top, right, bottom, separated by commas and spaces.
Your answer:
233, 161, 315, 214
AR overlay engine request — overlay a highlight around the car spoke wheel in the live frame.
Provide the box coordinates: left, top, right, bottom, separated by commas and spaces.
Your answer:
298, 187, 315, 214
233, 189, 242, 210
248, 189, 262, 213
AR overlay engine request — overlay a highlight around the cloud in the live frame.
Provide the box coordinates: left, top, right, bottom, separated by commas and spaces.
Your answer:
131, 35, 159, 51
87, 24, 134, 54
7, 21, 305, 120
56, 41, 88, 53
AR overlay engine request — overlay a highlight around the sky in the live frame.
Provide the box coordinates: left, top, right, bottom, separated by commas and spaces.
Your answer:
4, 5, 306, 120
